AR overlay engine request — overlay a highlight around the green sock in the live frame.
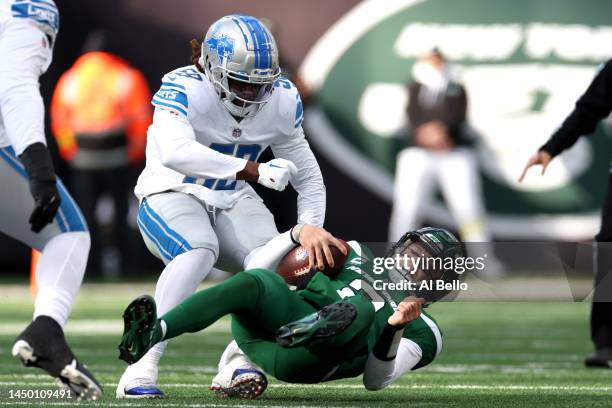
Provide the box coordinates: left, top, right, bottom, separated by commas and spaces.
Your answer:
160, 272, 261, 340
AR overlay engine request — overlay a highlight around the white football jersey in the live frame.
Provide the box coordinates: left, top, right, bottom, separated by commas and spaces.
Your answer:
0, 0, 58, 39
135, 65, 325, 226
0, 0, 57, 154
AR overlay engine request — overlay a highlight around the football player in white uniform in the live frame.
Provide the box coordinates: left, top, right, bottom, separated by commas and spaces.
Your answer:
117, 14, 342, 398
0, 0, 101, 400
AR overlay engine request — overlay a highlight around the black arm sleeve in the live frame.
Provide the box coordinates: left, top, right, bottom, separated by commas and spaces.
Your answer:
540, 60, 612, 157
372, 323, 405, 361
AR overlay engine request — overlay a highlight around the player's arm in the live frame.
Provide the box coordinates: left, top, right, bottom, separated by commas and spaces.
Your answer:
362, 297, 425, 391
541, 59, 612, 158
245, 225, 345, 271
271, 127, 341, 268
152, 108, 296, 190
271, 126, 326, 227
0, 25, 60, 232
151, 109, 257, 180
520, 59, 612, 181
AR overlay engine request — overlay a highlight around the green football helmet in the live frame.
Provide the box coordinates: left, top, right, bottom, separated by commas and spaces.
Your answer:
386, 227, 465, 303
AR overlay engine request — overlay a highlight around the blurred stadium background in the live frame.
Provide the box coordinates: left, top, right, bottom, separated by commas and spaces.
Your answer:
2, 0, 612, 405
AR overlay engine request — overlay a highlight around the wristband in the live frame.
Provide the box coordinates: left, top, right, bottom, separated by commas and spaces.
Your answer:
372, 323, 405, 361
290, 224, 304, 245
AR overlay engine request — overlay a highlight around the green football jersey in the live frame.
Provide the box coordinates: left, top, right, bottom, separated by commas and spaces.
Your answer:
299, 241, 442, 379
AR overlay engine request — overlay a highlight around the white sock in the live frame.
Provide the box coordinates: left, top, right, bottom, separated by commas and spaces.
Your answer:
218, 340, 259, 372
128, 248, 215, 376
33, 232, 90, 328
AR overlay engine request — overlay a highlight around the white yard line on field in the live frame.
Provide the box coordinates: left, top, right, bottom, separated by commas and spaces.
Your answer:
0, 402, 353, 408
0, 320, 230, 336
1, 382, 611, 392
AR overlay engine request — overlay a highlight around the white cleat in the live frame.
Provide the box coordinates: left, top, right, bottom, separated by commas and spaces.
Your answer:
116, 365, 164, 399
211, 367, 268, 399
116, 379, 164, 399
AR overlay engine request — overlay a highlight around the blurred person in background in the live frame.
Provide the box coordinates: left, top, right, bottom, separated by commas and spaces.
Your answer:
520, 59, 612, 368
51, 32, 152, 277
389, 49, 491, 245
0, 0, 101, 398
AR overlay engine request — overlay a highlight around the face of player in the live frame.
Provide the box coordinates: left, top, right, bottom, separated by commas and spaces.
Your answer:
401, 241, 441, 283
228, 78, 274, 106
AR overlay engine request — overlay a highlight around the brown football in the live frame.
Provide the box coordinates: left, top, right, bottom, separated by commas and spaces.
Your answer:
276, 240, 350, 289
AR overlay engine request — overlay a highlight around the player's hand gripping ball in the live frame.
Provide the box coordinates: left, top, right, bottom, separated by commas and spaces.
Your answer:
277, 240, 350, 289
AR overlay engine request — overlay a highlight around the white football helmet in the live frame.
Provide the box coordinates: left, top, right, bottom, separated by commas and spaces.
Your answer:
200, 14, 281, 118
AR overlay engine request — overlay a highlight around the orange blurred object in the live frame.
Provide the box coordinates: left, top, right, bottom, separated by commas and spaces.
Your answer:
30, 249, 40, 298
51, 51, 152, 166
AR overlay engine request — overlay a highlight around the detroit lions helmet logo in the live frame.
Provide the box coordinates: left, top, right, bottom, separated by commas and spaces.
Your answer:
206, 34, 235, 64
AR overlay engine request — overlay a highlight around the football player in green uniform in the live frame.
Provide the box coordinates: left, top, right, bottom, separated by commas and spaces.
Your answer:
118, 226, 462, 398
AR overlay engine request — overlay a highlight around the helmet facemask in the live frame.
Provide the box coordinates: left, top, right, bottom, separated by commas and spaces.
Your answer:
386, 227, 465, 304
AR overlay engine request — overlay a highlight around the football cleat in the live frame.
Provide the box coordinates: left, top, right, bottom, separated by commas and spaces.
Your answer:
12, 316, 102, 401
116, 361, 164, 399
211, 368, 268, 399
276, 302, 357, 348
117, 379, 165, 399
118, 295, 163, 364
584, 349, 612, 368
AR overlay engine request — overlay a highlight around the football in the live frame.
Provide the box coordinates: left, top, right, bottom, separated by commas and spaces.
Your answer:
276, 240, 350, 289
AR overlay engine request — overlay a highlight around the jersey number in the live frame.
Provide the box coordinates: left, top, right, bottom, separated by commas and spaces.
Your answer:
183, 143, 262, 190
170, 68, 202, 82
336, 279, 385, 312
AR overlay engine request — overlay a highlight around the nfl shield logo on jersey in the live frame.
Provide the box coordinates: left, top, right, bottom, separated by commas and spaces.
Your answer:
232, 128, 242, 138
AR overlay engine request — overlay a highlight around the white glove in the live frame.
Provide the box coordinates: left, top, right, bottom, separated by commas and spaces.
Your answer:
257, 158, 298, 191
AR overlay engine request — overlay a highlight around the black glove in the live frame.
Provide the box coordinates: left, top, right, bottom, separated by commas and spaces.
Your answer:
19, 143, 61, 233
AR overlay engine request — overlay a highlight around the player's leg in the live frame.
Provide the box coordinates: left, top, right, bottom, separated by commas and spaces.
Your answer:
437, 148, 490, 241
210, 340, 268, 399
116, 192, 219, 398
236, 293, 376, 384
0, 147, 101, 400
586, 173, 612, 367
118, 269, 304, 364
437, 148, 505, 279
120, 268, 376, 390
388, 147, 437, 241
214, 195, 279, 272
207, 196, 278, 397
71, 169, 103, 275
109, 166, 131, 274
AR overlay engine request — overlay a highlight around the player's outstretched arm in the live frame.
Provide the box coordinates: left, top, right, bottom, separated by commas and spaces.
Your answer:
293, 224, 347, 270
245, 225, 347, 271
518, 150, 553, 182
362, 297, 425, 391
271, 127, 326, 226
520, 59, 612, 182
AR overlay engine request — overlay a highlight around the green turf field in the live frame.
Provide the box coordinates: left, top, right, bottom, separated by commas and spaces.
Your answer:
0, 283, 610, 407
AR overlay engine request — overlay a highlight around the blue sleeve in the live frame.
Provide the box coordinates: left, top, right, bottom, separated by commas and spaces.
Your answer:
151, 81, 189, 119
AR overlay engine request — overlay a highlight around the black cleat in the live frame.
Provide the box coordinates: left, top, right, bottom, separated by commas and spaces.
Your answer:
584, 349, 612, 368
276, 302, 357, 348
12, 316, 102, 401
118, 295, 163, 364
